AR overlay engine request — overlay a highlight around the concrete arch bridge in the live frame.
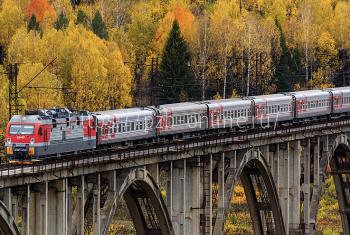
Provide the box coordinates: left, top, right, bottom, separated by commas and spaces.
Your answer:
0, 119, 349, 234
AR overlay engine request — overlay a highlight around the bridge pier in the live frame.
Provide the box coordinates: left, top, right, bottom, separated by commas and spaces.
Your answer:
278, 143, 290, 235
92, 173, 101, 235
302, 139, 311, 234
169, 160, 186, 235
289, 141, 301, 234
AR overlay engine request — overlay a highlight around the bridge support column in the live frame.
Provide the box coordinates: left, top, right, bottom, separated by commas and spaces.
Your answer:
75, 176, 86, 235
22, 185, 30, 235
171, 160, 186, 235
11, 193, 18, 223
185, 158, 201, 235
48, 179, 68, 235
147, 164, 159, 185
272, 144, 280, 191
302, 139, 311, 234
308, 137, 321, 234
2, 188, 12, 214
289, 141, 301, 234
24, 183, 47, 235
100, 171, 116, 234
213, 152, 225, 235
278, 143, 290, 235
166, 161, 173, 220
66, 180, 73, 235
204, 154, 213, 235
93, 173, 101, 235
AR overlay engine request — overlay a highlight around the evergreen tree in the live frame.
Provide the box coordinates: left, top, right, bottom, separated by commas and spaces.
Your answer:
27, 14, 40, 32
157, 20, 199, 104
274, 19, 302, 92
76, 10, 89, 28
91, 11, 108, 39
55, 12, 69, 30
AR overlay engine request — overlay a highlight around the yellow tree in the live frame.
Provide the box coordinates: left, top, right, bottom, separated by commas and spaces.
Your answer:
7, 27, 42, 64
207, 0, 241, 97
16, 63, 63, 110
59, 25, 133, 111
0, 0, 24, 47
127, 1, 162, 60
106, 42, 133, 109
331, 1, 350, 50
309, 32, 337, 89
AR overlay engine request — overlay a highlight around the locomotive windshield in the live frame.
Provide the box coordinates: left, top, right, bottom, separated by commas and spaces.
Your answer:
9, 124, 34, 135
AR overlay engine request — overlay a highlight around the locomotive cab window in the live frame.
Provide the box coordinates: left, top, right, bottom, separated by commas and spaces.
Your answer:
9, 124, 35, 135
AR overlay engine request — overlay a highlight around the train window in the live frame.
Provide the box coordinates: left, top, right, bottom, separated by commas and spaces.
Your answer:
130, 122, 135, 131
229, 110, 234, 118
181, 115, 186, 124
137, 122, 141, 130
121, 123, 126, 132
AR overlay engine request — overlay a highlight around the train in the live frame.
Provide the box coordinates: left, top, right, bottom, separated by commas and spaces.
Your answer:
4, 86, 350, 161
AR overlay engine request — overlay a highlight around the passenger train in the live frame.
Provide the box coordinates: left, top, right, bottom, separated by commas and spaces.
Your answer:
4, 86, 350, 161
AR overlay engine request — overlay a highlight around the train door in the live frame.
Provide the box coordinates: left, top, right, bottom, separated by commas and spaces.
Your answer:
210, 105, 223, 128
156, 109, 172, 135
333, 92, 343, 111
296, 97, 307, 117
255, 103, 266, 120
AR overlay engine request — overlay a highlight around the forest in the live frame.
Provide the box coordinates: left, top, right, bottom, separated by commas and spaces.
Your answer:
0, 0, 348, 233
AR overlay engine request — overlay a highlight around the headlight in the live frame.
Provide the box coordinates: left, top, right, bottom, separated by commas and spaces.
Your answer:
7, 138, 11, 144
28, 147, 35, 156
6, 147, 13, 155
30, 138, 35, 144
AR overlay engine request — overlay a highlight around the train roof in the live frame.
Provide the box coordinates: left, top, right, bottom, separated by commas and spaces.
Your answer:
324, 86, 350, 92
286, 89, 330, 98
9, 115, 43, 123
323, 86, 350, 90
94, 107, 155, 117
247, 94, 291, 103
202, 98, 251, 108
248, 94, 285, 99
158, 102, 207, 112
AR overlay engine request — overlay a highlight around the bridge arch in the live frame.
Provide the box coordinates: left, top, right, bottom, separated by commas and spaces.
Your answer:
224, 148, 285, 235
102, 168, 174, 235
0, 200, 19, 235
324, 134, 350, 234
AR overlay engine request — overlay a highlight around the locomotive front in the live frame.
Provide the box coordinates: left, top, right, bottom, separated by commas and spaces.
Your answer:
5, 115, 46, 160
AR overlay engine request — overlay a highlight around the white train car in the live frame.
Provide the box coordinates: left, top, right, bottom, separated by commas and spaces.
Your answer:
156, 102, 207, 136
325, 87, 350, 114
204, 99, 252, 129
248, 94, 293, 125
287, 90, 331, 119
94, 108, 156, 145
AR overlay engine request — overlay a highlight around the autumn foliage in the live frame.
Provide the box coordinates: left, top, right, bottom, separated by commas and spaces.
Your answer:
155, 4, 197, 54
26, 0, 56, 23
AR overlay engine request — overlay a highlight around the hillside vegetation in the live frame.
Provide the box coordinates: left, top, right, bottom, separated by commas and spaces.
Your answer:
0, 0, 347, 233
